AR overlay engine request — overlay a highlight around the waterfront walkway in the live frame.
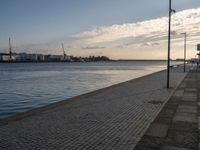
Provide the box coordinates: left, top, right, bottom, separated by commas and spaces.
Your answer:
0, 66, 186, 149
134, 67, 199, 150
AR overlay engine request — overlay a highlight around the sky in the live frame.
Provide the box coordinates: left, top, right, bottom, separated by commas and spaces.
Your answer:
0, 0, 200, 60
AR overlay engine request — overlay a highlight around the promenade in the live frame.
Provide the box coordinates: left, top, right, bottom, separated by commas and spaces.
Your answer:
134, 67, 199, 150
0, 66, 186, 150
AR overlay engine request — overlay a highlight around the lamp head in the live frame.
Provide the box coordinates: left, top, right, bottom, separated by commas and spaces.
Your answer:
180, 32, 187, 35
171, 9, 176, 14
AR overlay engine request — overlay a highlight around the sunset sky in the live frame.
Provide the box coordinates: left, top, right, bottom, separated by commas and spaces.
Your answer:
0, 0, 200, 59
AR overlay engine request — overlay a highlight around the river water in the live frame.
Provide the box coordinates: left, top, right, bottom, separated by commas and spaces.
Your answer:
0, 61, 181, 118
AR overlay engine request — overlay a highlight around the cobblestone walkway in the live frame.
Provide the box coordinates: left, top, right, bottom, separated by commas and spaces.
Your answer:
0, 67, 185, 150
134, 70, 199, 150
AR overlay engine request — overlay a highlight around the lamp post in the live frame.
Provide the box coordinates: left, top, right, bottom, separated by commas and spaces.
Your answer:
167, 0, 176, 88
181, 32, 187, 72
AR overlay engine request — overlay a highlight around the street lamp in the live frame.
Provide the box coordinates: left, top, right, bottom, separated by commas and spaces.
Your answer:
181, 32, 187, 72
167, 0, 176, 88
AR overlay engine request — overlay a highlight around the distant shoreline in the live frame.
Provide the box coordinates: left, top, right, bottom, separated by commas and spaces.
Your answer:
0, 59, 183, 63
0, 60, 113, 63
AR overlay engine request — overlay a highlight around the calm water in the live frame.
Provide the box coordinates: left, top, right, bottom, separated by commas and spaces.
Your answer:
0, 61, 181, 119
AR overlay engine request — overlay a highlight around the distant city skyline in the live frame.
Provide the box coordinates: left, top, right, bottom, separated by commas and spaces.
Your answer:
0, 0, 200, 59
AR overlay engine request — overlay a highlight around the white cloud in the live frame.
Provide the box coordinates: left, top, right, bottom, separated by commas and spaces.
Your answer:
74, 8, 200, 45
81, 45, 106, 50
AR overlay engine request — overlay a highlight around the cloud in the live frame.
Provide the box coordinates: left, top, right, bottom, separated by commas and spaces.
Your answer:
81, 45, 106, 50
141, 42, 160, 47
74, 8, 200, 45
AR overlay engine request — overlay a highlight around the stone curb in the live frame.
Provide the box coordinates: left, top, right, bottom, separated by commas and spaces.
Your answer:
198, 102, 200, 150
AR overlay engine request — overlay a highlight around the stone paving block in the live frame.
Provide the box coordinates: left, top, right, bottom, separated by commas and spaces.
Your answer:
177, 105, 197, 113
134, 136, 164, 150
170, 121, 197, 132
173, 112, 197, 123
173, 90, 184, 97
185, 88, 197, 93
182, 96, 197, 102
182, 93, 197, 102
161, 145, 193, 150
158, 108, 176, 118
134, 145, 159, 150
167, 130, 198, 149
198, 117, 200, 130
184, 92, 197, 97
167, 98, 181, 105
179, 101, 196, 106
145, 123, 169, 138
164, 104, 178, 110
154, 117, 172, 125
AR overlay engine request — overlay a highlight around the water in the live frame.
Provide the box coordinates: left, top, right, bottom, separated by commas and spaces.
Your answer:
0, 61, 181, 119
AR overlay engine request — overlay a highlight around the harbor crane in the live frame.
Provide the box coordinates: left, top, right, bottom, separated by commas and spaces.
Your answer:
62, 43, 66, 60
9, 37, 12, 61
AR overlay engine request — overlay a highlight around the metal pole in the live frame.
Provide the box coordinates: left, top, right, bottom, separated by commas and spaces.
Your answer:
9, 37, 12, 61
167, 0, 172, 88
184, 33, 187, 72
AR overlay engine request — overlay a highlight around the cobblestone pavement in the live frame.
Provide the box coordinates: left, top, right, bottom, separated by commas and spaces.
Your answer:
134, 69, 199, 150
0, 67, 186, 150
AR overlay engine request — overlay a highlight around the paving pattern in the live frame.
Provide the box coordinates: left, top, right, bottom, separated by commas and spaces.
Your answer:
0, 67, 186, 150
134, 69, 200, 150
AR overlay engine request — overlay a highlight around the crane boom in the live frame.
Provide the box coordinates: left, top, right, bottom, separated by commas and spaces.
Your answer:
62, 43, 66, 60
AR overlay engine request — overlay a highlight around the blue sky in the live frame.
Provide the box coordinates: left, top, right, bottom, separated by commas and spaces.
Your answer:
0, 0, 200, 59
